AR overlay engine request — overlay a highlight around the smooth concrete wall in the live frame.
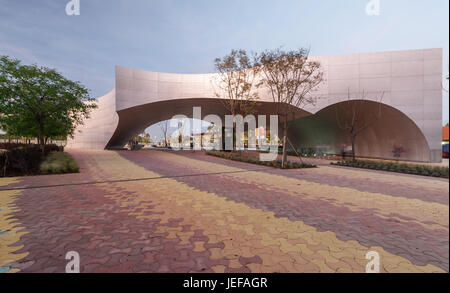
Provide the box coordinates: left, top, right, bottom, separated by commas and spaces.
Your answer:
303, 48, 443, 162
67, 48, 443, 162
67, 90, 118, 149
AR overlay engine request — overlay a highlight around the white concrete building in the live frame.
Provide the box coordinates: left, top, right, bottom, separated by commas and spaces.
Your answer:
68, 48, 443, 162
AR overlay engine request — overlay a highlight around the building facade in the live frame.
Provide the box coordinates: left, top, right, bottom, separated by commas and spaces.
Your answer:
67, 48, 443, 162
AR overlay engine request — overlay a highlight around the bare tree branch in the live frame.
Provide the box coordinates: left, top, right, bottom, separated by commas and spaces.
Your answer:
335, 89, 385, 161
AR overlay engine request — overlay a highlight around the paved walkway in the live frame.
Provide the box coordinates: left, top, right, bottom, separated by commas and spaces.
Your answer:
0, 150, 448, 273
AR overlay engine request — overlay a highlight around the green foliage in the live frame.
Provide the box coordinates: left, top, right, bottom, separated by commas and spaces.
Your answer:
332, 160, 449, 179
0, 143, 63, 177
134, 133, 152, 144
0, 55, 97, 146
40, 152, 79, 175
206, 151, 316, 169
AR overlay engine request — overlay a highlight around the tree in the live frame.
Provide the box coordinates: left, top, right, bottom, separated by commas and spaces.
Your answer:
213, 49, 260, 151
0, 56, 97, 154
335, 90, 384, 162
144, 132, 151, 144
256, 48, 324, 168
134, 132, 151, 144
158, 120, 170, 147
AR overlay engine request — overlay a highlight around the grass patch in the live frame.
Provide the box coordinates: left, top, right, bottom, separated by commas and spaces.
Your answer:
206, 151, 316, 169
331, 160, 449, 179
40, 152, 79, 175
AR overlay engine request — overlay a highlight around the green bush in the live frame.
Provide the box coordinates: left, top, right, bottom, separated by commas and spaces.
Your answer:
331, 159, 448, 179
0, 143, 63, 177
40, 152, 79, 175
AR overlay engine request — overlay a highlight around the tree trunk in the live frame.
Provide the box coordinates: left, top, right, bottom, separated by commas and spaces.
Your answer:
221, 126, 227, 152
281, 116, 288, 168
232, 118, 237, 153
39, 121, 45, 157
351, 134, 356, 162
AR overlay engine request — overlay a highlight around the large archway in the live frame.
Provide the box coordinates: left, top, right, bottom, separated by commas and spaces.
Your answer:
288, 100, 432, 162
106, 98, 311, 149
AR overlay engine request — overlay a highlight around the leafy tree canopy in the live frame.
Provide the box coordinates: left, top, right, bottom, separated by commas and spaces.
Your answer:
0, 56, 97, 148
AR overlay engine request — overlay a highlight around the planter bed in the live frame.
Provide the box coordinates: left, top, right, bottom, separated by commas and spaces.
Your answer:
0, 143, 78, 177
206, 151, 317, 169
331, 160, 449, 179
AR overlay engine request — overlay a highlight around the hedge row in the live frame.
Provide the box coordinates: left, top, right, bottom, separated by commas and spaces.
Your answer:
0, 144, 64, 177
0, 143, 44, 150
331, 160, 449, 178
206, 151, 316, 169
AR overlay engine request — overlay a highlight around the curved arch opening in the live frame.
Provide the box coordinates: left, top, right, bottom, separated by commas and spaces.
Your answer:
105, 98, 312, 150
288, 100, 431, 162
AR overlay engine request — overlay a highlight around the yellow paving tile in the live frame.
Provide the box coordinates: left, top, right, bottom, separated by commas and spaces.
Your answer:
211, 265, 226, 273
0, 179, 28, 272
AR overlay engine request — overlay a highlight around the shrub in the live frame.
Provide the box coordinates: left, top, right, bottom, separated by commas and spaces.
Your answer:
67, 160, 79, 173
39, 152, 79, 175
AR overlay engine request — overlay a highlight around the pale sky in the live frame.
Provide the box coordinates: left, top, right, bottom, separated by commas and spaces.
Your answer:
0, 0, 448, 139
